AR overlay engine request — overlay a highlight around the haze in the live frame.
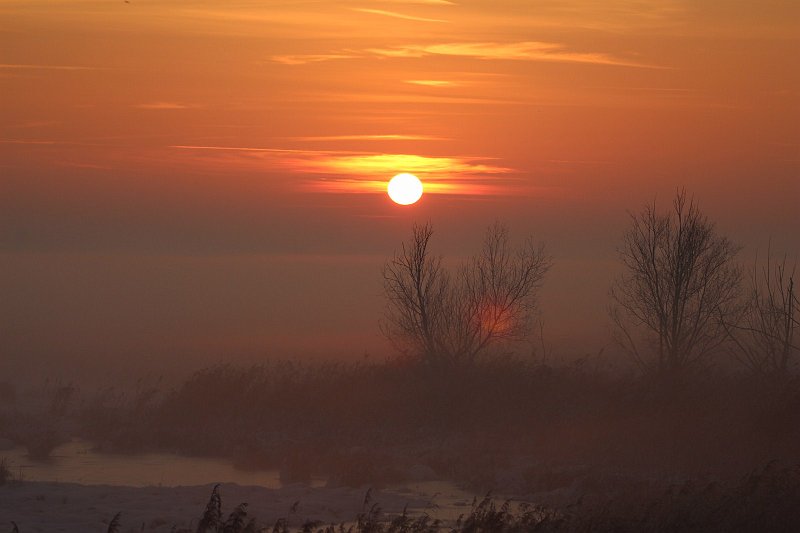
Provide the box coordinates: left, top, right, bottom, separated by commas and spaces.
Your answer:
1, 0, 798, 381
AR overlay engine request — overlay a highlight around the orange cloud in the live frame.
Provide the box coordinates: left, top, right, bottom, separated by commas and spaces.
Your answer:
270, 53, 358, 65
291, 91, 518, 105
0, 63, 99, 70
135, 102, 197, 110
350, 8, 448, 23
288, 152, 509, 178
0, 139, 60, 145
369, 42, 660, 67
404, 80, 460, 87
287, 134, 449, 142
382, 0, 456, 4
271, 41, 659, 68
169, 145, 516, 195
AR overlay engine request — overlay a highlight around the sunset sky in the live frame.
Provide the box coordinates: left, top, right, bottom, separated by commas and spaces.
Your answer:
1, 1, 798, 378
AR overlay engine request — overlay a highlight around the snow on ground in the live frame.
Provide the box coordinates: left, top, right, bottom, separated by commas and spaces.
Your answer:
0, 481, 435, 533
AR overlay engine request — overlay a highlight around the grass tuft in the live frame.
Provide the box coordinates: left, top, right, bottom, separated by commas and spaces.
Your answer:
197, 484, 223, 533
106, 512, 122, 533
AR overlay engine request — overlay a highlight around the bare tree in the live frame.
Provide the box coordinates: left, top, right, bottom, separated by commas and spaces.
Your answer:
382, 222, 550, 367
381, 223, 451, 365
723, 251, 799, 376
610, 191, 742, 377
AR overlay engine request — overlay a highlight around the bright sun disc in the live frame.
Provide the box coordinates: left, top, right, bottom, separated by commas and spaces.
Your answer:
387, 173, 423, 205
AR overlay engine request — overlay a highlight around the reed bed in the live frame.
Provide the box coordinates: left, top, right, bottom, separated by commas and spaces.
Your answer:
9, 465, 797, 533
74, 359, 800, 493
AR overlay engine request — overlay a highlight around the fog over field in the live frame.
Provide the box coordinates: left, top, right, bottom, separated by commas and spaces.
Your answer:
1, 0, 799, 531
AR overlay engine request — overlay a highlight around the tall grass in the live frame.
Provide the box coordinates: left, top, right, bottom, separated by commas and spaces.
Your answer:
49, 471, 799, 533
75, 359, 800, 492
0, 457, 11, 485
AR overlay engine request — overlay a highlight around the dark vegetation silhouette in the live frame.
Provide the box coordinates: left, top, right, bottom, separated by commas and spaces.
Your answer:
610, 191, 742, 378
1, 381, 74, 460
724, 250, 799, 376
63, 356, 800, 498
382, 222, 550, 368
1, 190, 799, 531
0, 459, 11, 486
197, 484, 223, 532
105, 512, 121, 533
7, 473, 800, 532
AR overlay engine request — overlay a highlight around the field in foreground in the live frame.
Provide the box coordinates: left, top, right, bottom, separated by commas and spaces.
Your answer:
3, 358, 800, 530
0, 481, 426, 532
3, 464, 800, 532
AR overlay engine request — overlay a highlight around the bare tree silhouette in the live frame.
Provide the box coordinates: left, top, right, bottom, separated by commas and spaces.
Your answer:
723, 250, 799, 376
382, 222, 550, 367
610, 190, 742, 377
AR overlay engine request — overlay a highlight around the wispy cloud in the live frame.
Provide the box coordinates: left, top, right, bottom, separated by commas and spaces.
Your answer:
270, 41, 659, 68
382, 0, 456, 4
291, 152, 509, 178
170, 145, 304, 153
588, 86, 692, 93
404, 79, 460, 87
270, 53, 358, 65
294, 91, 519, 105
369, 42, 660, 67
55, 160, 112, 170
287, 134, 448, 142
7, 120, 59, 129
0, 63, 99, 70
169, 145, 515, 195
0, 138, 98, 147
135, 102, 197, 110
350, 8, 448, 23
0, 139, 60, 145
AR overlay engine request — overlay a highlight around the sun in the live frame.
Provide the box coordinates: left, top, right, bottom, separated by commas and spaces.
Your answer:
387, 173, 423, 205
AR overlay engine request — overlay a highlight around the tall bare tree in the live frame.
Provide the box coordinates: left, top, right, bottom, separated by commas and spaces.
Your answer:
723, 251, 799, 376
382, 222, 550, 367
381, 223, 451, 365
610, 191, 742, 376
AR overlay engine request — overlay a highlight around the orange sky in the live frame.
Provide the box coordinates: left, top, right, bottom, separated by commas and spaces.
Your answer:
1, 1, 798, 378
